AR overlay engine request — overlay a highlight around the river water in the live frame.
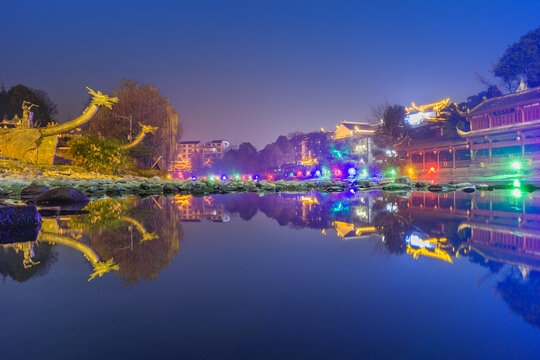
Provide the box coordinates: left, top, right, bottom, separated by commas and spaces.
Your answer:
1, 190, 539, 359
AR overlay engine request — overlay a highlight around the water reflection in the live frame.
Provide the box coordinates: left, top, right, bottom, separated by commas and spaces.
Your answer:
1, 189, 539, 329
0, 196, 183, 284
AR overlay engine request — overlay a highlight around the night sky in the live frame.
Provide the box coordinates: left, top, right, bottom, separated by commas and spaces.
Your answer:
2, 0, 539, 148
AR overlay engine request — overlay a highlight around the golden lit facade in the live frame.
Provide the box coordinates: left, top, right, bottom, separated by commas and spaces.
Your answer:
173, 195, 230, 222
404, 98, 452, 127
170, 139, 231, 173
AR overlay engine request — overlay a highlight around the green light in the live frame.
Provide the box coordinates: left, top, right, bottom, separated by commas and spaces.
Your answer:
389, 168, 397, 177
209, 175, 216, 182
511, 161, 522, 170
360, 168, 368, 178
512, 188, 522, 198
513, 179, 520, 188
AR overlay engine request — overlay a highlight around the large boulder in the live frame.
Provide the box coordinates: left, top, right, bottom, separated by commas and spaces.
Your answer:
428, 184, 457, 193
395, 176, 413, 186
20, 184, 50, 200
31, 187, 89, 206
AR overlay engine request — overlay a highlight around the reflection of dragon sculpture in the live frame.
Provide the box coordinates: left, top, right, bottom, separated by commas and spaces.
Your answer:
120, 123, 158, 150
39, 232, 119, 281
121, 216, 159, 243
0, 87, 117, 164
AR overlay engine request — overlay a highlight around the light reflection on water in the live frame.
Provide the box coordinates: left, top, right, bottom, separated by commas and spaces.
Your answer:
1, 190, 540, 358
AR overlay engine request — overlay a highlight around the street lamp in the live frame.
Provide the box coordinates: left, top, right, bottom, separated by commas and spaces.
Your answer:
114, 114, 133, 141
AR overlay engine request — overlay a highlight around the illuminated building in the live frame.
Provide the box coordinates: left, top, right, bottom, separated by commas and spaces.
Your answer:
404, 98, 452, 129
170, 139, 230, 174
398, 87, 540, 179
322, 121, 376, 164
324, 121, 375, 140
458, 85, 540, 176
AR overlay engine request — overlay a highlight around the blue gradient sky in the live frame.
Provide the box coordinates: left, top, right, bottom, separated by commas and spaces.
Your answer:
2, 0, 539, 148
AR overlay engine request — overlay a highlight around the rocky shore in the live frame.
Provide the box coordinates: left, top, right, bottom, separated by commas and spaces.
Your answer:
0, 174, 537, 202
0, 176, 352, 199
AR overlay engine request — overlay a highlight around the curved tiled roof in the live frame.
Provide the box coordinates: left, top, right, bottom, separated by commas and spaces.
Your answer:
468, 86, 540, 116
340, 122, 374, 131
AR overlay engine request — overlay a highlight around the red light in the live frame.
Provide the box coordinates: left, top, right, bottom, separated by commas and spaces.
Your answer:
297, 171, 303, 177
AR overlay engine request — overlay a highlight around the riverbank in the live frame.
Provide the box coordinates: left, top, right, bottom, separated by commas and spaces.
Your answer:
0, 172, 538, 200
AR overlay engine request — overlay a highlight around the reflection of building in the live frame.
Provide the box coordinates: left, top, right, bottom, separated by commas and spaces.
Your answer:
325, 221, 380, 241
399, 190, 540, 273
405, 234, 452, 263
170, 140, 231, 173
173, 195, 230, 222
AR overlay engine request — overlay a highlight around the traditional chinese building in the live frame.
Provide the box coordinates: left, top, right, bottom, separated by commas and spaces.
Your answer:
322, 121, 376, 164
396, 87, 540, 179
457, 84, 540, 176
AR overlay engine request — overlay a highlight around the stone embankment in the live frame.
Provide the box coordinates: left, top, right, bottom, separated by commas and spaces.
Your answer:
0, 176, 351, 199
0, 175, 537, 202
1, 174, 537, 228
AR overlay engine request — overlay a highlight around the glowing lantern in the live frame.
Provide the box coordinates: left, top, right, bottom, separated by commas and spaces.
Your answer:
221, 175, 228, 181
253, 175, 260, 181
512, 188, 522, 198
513, 179, 521, 188
511, 161, 522, 170
315, 170, 322, 177
348, 168, 357, 177
297, 171, 303, 177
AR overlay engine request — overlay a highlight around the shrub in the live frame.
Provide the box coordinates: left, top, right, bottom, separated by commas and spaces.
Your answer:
68, 135, 126, 174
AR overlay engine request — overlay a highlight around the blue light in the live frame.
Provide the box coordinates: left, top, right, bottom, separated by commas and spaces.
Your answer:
191, 176, 197, 181
253, 175, 260, 181
348, 167, 357, 177
405, 233, 436, 249
315, 170, 322, 177
221, 175, 228, 181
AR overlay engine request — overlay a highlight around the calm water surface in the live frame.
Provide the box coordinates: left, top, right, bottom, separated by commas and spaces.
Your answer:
1, 190, 540, 359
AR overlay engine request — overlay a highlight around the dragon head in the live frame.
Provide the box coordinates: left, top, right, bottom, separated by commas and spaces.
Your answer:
139, 122, 158, 134
86, 87, 118, 109
88, 258, 119, 281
